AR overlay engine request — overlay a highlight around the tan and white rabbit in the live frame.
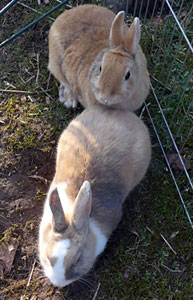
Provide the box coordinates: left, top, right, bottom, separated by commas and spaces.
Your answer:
48, 4, 150, 111
39, 105, 151, 287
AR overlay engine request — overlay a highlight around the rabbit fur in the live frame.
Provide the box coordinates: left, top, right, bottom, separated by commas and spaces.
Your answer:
39, 105, 151, 287
48, 4, 150, 111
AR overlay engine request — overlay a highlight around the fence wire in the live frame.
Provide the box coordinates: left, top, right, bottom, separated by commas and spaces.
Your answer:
0, 0, 192, 227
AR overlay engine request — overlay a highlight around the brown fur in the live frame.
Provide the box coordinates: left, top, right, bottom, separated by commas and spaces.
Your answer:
48, 4, 150, 110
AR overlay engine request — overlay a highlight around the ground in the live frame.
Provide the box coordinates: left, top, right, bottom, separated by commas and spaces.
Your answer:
0, 1, 193, 299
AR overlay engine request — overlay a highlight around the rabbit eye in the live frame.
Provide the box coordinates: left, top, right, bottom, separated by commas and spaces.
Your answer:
99, 66, 102, 72
125, 71, 130, 81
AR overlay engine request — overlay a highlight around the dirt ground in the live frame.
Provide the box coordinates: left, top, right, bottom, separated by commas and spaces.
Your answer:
0, 150, 55, 297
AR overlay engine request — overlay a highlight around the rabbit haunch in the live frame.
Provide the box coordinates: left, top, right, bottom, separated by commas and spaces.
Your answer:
48, 4, 150, 110
39, 106, 151, 287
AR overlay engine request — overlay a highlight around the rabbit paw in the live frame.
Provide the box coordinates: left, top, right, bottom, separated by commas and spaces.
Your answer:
59, 84, 78, 108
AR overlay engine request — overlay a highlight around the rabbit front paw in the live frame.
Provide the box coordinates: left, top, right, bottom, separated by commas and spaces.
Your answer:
59, 84, 78, 108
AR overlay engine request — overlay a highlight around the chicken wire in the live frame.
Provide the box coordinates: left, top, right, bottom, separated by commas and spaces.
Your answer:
0, 0, 192, 227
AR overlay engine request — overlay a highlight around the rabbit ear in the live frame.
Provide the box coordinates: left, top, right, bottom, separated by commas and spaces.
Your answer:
72, 181, 92, 230
123, 17, 141, 56
49, 188, 68, 233
109, 11, 125, 48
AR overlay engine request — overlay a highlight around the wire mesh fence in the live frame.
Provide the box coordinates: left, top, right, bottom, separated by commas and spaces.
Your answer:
1, 0, 192, 228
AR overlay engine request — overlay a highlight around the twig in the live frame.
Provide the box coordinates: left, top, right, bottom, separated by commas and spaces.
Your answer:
28, 95, 35, 103
46, 72, 51, 90
173, 0, 179, 7
148, 263, 161, 274
176, 58, 183, 64
131, 229, 139, 237
0, 89, 34, 94
150, 75, 172, 92
25, 68, 32, 76
28, 175, 50, 185
36, 53, 40, 84
146, 226, 155, 235
26, 75, 35, 83
40, 86, 55, 101
127, 236, 140, 252
139, 102, 150, 119
92, 282, 101, 300
161, 263, 183, 273
1, 279, 27, 294
3, 81, 16, 89
19, 75, 26, 84
160, 233, 177, 255
27, 259, 36, 287
0, 213, 8, 219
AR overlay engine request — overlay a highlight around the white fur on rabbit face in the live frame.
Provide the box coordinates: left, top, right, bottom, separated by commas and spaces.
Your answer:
39, 181, 107, 287
89, 14, 142, 106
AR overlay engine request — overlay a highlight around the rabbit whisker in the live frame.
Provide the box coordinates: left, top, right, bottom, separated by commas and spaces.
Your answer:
78, 277, 92, 288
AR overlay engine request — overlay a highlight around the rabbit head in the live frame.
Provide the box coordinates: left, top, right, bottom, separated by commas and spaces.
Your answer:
39, 180, 107, 287
90, 12, 149, 110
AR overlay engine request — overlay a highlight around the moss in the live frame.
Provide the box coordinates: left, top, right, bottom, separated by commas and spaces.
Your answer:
34, 189, 47, 201
0, 227, 15, 246
23, 220, 34, 232
10, 223, 20, 228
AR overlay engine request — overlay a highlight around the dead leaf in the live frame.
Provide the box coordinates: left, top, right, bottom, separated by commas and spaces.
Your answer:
46, 96, 50, 104
28, 52, 37, 58
21, 95, 27, 103
184, 17, 190, 27
178, 10, 188, 19
170, 231, 179, 239
0, 239, 19, 276
167, 154, 191, 171
153, 16, 163, 25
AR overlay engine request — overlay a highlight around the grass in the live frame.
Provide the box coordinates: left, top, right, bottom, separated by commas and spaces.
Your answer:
140, 3, 193, 222
0, 0, 193, 299
141, 6, 193, 152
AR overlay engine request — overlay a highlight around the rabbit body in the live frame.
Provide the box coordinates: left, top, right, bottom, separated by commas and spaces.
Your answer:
39, 106, 151, 287
48, 4, 150, 110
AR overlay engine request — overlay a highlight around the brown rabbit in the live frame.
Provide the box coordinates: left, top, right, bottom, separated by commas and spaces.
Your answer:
39, 105, 151, 287
48, 4, 150, 111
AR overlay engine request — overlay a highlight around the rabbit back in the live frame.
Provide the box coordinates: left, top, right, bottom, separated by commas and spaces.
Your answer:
55, 106, 151, 234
